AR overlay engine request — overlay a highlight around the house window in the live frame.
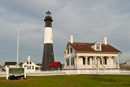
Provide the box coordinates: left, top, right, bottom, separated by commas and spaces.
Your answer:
96, 44, 101, 51
66, 59, 69, 66
24, 65, 26, 67
67, 48, 69, 54
30, 66, 31, 69
104, 57, 107, 65
70, 47, 73, 53
83, 57, 85, 65
32, 66, 34, 69
27, 62, 29, 64
95, 42, 101, 51
30, 62, 31, 64
27, 66, 29, 70
88, 57, 90, 65
71, 57, 74, 65
96, 45, 100, 50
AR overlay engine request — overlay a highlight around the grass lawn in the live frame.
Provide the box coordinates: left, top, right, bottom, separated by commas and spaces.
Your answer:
0, 75, 130, 87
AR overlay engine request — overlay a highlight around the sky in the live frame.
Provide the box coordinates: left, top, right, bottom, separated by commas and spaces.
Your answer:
0, 0, 130, 65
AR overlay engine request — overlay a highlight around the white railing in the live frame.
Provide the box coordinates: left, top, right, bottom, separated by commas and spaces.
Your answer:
0, 72, 6, 77
76, 64, 118, 69
1, 70, 130, 77
26, 71, 65, 76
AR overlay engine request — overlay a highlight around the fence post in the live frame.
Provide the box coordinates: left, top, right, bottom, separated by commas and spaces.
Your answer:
6, 67, 9, 80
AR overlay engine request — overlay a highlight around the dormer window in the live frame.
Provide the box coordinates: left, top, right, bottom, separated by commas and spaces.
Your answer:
96, 45, 100, 50
95, 42, 102, 51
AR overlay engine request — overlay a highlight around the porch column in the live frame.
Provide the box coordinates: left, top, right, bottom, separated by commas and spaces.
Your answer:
64, 58, 67, 69
74, 57, 76, 69
108, 56, 111, 68
69, 57, 71, 66
101, 56, 104, 69
76, 56, 78, 69
117, 56, 120, 69
92, 57, 94, 67
94, 56, 97, 69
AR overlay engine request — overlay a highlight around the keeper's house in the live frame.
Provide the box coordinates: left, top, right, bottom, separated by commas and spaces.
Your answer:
63, 35, 121, 70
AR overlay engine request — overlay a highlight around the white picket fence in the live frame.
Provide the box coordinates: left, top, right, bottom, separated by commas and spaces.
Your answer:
27, 71, 65, 76
24, 70, 130, 76
0, 72, 6, 77
1, 70, 130, 77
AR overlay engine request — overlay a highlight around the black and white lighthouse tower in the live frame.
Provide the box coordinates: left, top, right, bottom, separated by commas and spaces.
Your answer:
42, 11, 55, 71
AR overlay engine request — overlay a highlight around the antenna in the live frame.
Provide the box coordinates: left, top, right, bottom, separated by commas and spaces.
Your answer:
16, 26, 20, 65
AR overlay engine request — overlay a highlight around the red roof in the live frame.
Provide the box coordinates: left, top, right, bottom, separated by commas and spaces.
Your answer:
69, 42, 121, 53
48, 62, 60, 67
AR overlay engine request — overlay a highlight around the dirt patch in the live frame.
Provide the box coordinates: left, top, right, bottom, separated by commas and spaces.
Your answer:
3, 79, 26, 82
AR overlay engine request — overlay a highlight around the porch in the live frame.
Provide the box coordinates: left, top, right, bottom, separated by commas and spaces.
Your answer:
65, 56, 120, 70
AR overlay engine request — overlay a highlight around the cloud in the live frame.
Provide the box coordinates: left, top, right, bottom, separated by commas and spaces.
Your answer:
0, 0, 61, 19
53, 0, 130, 63
0, 0, 130, 65
0, 7, 43, 65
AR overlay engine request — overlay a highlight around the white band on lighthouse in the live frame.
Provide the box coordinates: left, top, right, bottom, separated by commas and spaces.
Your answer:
44, 27, 53, 44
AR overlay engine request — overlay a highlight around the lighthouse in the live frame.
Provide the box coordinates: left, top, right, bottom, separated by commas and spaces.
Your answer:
42, 11, 55, 71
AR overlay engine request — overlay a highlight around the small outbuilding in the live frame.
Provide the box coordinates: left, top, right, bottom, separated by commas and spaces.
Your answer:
22, 56, 41, 73
4, 62, 17, 71
48, 62, 62, 70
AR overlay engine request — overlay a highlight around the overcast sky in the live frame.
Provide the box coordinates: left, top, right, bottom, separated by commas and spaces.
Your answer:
0, 0, 130, 65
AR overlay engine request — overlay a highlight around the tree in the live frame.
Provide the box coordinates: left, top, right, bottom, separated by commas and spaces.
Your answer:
19, 62, 23, 67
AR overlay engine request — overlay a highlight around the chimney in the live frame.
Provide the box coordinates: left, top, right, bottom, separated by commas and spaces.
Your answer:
103, 37, 107, 45
69, 35, 73, 43
27, 56, 31, 61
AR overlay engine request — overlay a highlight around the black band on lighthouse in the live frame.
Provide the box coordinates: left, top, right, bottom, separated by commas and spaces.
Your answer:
44, 11, 53, 27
